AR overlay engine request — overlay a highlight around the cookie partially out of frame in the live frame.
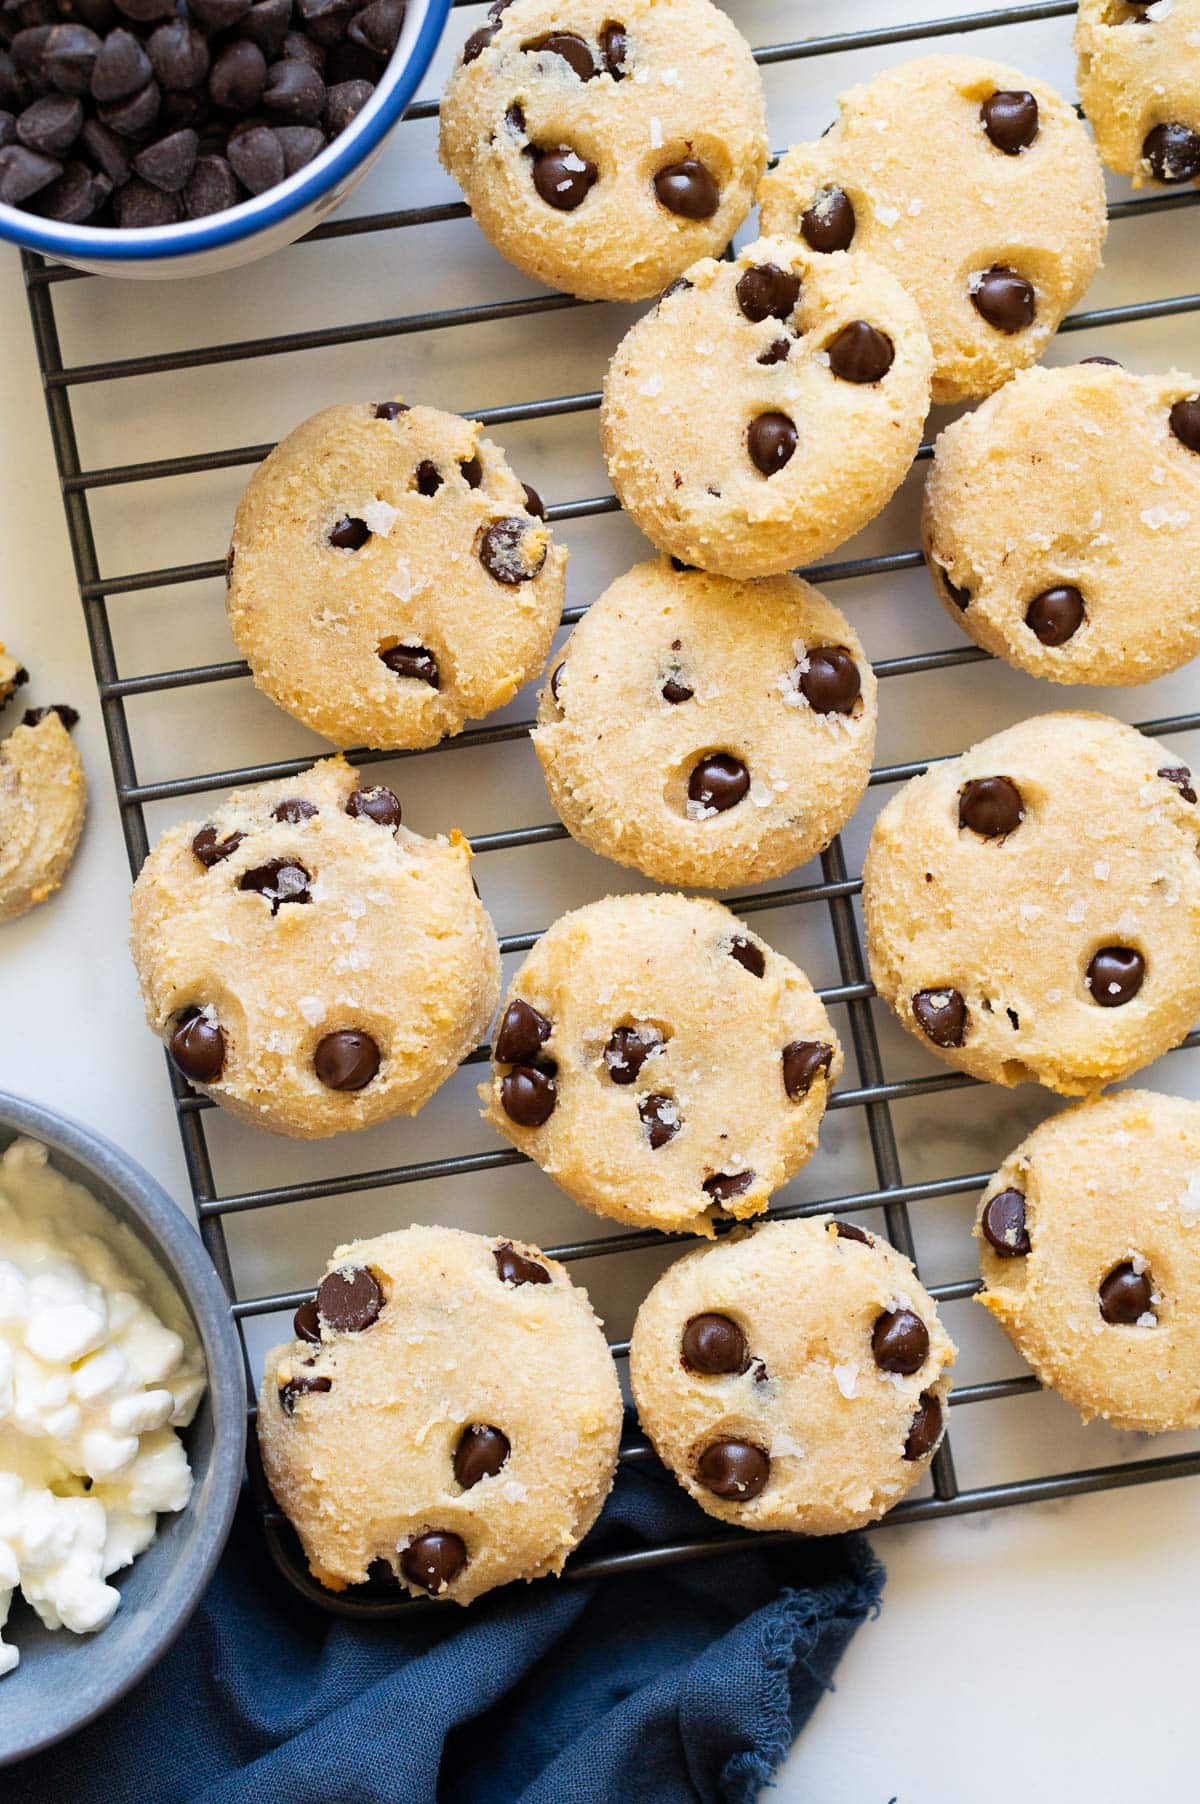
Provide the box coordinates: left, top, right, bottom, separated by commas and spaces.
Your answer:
0, 706, 86, 924
1076, 0, 1200, 192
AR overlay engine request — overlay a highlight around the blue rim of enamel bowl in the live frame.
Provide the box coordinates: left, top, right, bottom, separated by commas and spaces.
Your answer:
0, 0, 451, 264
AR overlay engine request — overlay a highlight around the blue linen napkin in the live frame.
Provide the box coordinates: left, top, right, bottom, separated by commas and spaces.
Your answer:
7, 1430, 883, 1804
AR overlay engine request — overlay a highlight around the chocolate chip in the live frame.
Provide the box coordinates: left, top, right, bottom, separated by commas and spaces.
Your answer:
912, 988, 967, 1048
98, 77, 161, 137
317, 1264, 384, 1332
169, 1008, 225, 1083
600, 21, 627, 78
374, 400, 407, 420
799, 645, 860, 714
971, 267, 1036, 333
271, 797, 316, 824
190, 0, 252, 30
208, 36, 266, 111
524, 30, 594, 79
639, 1093, 679, 1148
380, 643, 439, 687
192, 824, 245, 867
363, 1556, 399, 1589
147, 18, 207, 89
548, 661, 566, 706
757, 338, 791, 366
79, 117, 129, 183
313, 1029, 381, 1090
1025, 584, 1084, 646
18, 93, 83, 154
479, 516, 547, 584
937, 565, 972, 611
728, 935, 764, 978
43, 23, 100, 95
325, 75, 373, 131
696, 1439, 769, 1500
688, 753, 749, 814
747, 411, 797, 475
659, 276, 691, 304
347, 0, 404, 57
532, 143, 596, 209
91, 27, 149, 101
681, 1313, 747, 1375
782, 1040, 834, 1100
501, 1063, 557, 1126
462, 23, 497, 63
827, 320, 895, 385
34, 157, 105, 218
401, 1531, 466, 1594
329, 513, 370, 550
653, 156, 718, 218
114, 0, 176, 20
1143, 121, 1200, 184
834, 1220, 872, 1245
1160, 763, 1197, 804
903, 1392, 942, 1461
415, 460, 443, 497
496, 998, 552, 1065
1169, 396, 1200, 454
239, 857, 310, 911
262, 56, 325, 123
872, 1307, 929, 1375
460, 454, 483, 489
981, 1187, 1030, 1257
183, 152, 239, 216
958, 776, 1024, 838
0, 142, 60, 198
661, 673, 693, 704
801, 183, 855, 252
243, 0, 291, 57
735, 261, 800, 323
522, 481, 546, 518
703, 1170, 754, 1203
1080, 355, 1122, 367
1099, 1261, 1154, 1324
981, 89, 1038, 154
226, 120, 283, 193
494, 1242, 550, 1286
132, 126, 196, 190
600, 1024, 665, 1087
345, 785, 402, 827
116, 175, 180, 222
1086, 946, 1144, 1007
279, 1373, 331, 1415
293, 1297, 320, 1342
454, 1424, 510, 1488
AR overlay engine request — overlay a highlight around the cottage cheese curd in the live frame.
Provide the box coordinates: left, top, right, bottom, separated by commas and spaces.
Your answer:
0, 1137, 206, 1674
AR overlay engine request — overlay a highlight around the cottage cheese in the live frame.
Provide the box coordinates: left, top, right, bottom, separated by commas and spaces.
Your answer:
0, 1138, 206, 1675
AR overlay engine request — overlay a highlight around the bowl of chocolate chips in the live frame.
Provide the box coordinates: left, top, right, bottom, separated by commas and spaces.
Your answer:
0, 0, 449, 274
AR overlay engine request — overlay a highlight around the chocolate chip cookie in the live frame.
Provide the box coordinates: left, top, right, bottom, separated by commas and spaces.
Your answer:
924, 362, 1200, 686
0, 645, 28, 713
630, 1217, 955, 1534
864, 712, 1200, 1095
130, 755, 500, 1138
258, 1225, 623, 1601
759, 54, 1107, 405
438, 0, 768, 303
1076, 0, 1200, 191
534, 557, 877, 888
0, 705, 86, 924
600, 234, 932, 579
480, 892, 842, 1235
226, 401, 565, 752
977, 1089, 1200, 1433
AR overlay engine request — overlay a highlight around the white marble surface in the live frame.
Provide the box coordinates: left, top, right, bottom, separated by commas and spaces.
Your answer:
1, 2, 1198, 1796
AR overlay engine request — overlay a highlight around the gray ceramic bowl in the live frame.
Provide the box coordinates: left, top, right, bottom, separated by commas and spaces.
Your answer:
0, 1093, 245, 1767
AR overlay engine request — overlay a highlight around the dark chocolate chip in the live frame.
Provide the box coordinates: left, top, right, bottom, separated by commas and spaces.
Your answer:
324, 78, 371, 136
981, 89, 1038, 154
279, 1373, 331, 1414
90, 27, 149, 101
132, 125, 196, 190
827, 319, 894, 383
262, 56, 325, 123
524, 30, 594, 79
728, 935, 764, 978
98, 76, 160, 137
696, 1439, 769, 1500
522, 481, 545, 518
191, 823, 245, 867
872, 1307, 930, 1375
462, 22, 496, 63
182, 152, 240, 216
735, 261, 800, 323
834, 1220, 872, 1245
1143, 121, 1200, 184
116, 175, 181, 222
1099, 1261, 1154, 1324
169, 1007, 225, 1083
971, 266, 1036, 333
782, 1039, 834, 1100
799, 645, 860, 714
242, 0, 291, 57
681, 1312, 747, 1375
313, 1029, 381, 1091
493, 1242, 551, 1286
688, 752, 749, 814
79, 116, 129, 181
226, 120, 283, 192
653, 156, 718, 218
532, 142, 596, 209
495, 998, 552, 1065
146, 18, 207, 89
1159, 763, 1197, 804
639, 1093, 679, 1148
1086, 946, 1144, 1007
295, 0, 354, 45
33, 157, 104, 218
271, 797, 317, 824
380, 643, 440, 687
326, 40, 385, 85
703, 1170, 754, 1203
454, 1424, 510, 1488
903, 1391, 942, 1461
599, 21, 626, 78
415, 459, 443, 497
329, 513, 370, 550
0, 142, 60, 198
345, 785, 402, 827
43, 23, 100, 95
958, 775, 1024, 838
283, 29, 325, 72
479, 516, 547, 584
801, 183, 855, 252
661, 674, 693, 704
239, 857, 310, 911
747, 411, 797, 475
317, 1264, 384, 1332
401, 1531, 466, 1594
1169, 395, 1200, 453
981, 1187, 1030, 1257
374, 400, 407, 420
209, 37, 265, 111
912, 987, 967, 1048
460, 454, 483, 488
937, 565, 972, 611
1025, 584, 1085, 646
21, 704, 80, 729
347, 0, 403, 56
1080, 355, 1122, 367
501, 1063, 557, 1126
659, 276, 691, 303
113, 0, 175, 20
548, 660, 566, 706
293, 1298, 320, 1342
757, 338, 791, 366
17, 92, 82, 154
190, 0, 252, 29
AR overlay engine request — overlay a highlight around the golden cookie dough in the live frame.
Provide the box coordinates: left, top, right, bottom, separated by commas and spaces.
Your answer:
0, 644, 28, 712
480, 892, 842, 1236
227, 401, 565, 752
130, 755, 500, 1139
0, 709, 86, 924
630, 1218, 956, 1534
258, 1226, 623, 1602
533, 557, 877, 888
600, 234, 932, 579
438, 0, 767, 303
759, 54, 1107, 405
864, 712, 1200, 1096
976, 1090, 1200, 1433
923, 362, 1200, 686
1076, 0, 1200, 189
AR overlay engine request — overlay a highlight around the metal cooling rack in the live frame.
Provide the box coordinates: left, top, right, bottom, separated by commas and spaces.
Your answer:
18, 0, 1200, 1613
